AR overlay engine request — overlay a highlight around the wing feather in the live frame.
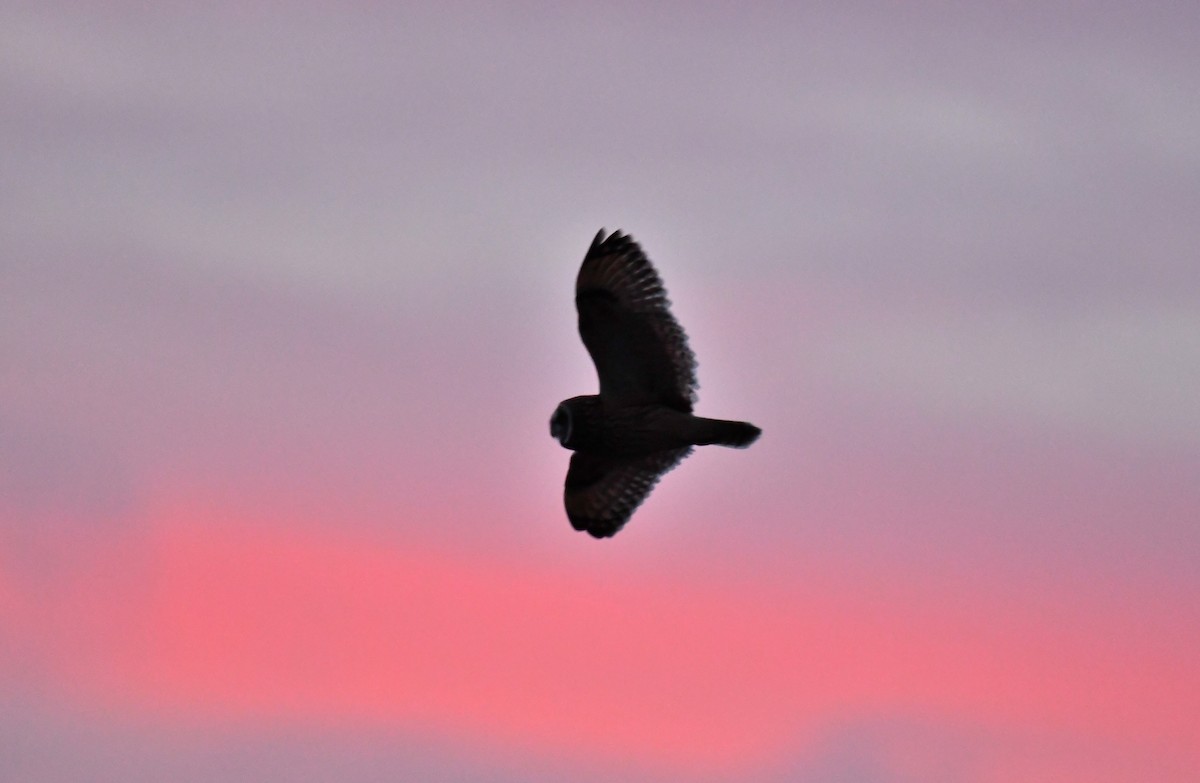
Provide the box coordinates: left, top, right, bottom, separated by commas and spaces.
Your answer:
575, 229, 698, 411
564, 448, 692, 538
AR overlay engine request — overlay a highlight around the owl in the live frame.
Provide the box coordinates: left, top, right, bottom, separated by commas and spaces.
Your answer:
550, 229, 761, 538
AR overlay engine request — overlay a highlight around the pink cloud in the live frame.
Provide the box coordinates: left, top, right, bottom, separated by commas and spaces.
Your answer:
12, 499, 1196, 779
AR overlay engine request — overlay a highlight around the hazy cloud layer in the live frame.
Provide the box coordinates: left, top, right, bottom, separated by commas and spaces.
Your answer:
2, 4, 1198, 781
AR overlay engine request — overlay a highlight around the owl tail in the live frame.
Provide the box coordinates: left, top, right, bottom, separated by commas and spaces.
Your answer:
691, 417, 762, 448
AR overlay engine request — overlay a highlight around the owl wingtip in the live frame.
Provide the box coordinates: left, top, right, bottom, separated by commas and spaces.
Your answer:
569, 511, 624, 538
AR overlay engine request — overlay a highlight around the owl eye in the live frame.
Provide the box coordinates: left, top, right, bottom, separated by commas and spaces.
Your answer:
550, 405, 572, 445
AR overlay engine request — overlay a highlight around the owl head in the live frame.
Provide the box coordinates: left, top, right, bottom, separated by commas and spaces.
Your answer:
549, 402, 573, 447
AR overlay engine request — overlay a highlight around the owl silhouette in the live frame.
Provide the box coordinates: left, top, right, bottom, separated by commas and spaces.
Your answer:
550, 229, 761, 538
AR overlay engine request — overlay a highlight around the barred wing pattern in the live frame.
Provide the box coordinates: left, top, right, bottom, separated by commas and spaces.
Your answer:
575, 229, 698, 412
564, 447, 693, 538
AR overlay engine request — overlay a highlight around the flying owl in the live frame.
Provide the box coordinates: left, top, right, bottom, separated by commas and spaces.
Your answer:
550, 229, 761, 538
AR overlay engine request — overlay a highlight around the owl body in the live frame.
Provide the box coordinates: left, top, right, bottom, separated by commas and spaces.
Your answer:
552, 395, 757, 456
551, 229, 761, 538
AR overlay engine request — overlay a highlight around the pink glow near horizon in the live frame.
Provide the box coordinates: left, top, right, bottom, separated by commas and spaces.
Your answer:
12, 503, 1197, 779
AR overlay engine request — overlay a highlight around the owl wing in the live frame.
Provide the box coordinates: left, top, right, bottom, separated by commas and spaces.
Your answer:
575, 229, 698, 412
563, 447, 692, 538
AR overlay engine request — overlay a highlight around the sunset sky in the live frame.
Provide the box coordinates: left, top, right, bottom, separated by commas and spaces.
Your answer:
3, 4, 1198, 781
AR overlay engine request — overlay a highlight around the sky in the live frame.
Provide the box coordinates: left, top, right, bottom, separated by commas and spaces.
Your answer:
2, 3, 1198, 781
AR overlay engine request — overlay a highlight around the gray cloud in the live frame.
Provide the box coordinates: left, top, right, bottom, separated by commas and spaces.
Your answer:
0, 696, 601, 783
4, 4, 1196, 303
771, 711, 1198, 783
807, 303, 1200, 447
5, 699, 1194, 783
0, 419, 129, 524
1, 231, 562, 548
